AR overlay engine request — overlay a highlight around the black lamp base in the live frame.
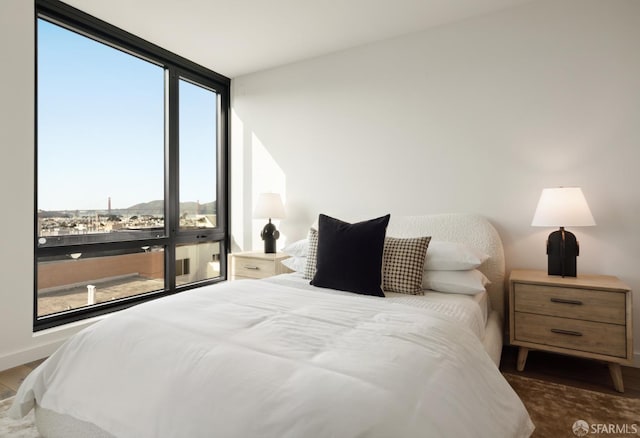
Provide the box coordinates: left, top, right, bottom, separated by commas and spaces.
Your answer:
546, 227, 579, 277
260, 219, 280, 254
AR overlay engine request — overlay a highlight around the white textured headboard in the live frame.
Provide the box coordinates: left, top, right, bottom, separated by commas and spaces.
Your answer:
387, 214, 506, 321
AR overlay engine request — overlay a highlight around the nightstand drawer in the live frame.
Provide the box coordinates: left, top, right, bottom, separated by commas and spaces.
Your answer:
514, 312, 627, 358
514, 283, 626, 324
233, 258, 277, 279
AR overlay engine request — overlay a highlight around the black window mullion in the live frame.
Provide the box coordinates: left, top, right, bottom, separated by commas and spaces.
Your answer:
166, 67, 180, 291
218, 87, 229, 253
36, 238, 170, 259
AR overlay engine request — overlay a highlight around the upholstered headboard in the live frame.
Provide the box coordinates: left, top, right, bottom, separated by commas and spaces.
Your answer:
386, 214, 506, 322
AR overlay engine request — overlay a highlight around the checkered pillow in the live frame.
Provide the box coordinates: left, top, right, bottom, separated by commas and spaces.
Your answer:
303, 228, 318, 280
383, 236, 431, 295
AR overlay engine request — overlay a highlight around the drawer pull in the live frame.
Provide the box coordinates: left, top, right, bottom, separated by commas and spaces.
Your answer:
550, 298, 583, 305
243, 265, 260, 270
550, 328, 583, 337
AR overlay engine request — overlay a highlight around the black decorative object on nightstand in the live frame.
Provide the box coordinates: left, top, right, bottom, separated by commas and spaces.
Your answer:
260, 219, 280, 254
253, 193, 286, 254
546, 227, 578, 277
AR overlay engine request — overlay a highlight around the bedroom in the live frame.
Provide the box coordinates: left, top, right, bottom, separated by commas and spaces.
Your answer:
0, 0, 639, 436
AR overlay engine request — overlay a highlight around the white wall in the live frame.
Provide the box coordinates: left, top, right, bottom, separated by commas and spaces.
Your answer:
231, 0, 640, 364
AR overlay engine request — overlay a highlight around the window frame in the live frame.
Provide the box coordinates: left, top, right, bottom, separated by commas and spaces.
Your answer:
34, 0, 230, 331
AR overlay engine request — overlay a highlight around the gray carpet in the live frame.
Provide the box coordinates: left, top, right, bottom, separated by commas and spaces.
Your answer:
0, 397, 39, 437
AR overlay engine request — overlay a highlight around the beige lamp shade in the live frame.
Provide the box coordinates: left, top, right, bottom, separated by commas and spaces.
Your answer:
531, 187, 595, 227
253, 193, 286, 219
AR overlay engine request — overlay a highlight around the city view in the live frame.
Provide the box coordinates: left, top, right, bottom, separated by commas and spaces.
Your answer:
38, 198, 217, 237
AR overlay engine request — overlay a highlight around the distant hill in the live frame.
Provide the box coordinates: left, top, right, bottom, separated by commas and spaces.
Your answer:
120, 200, 217, 216
38, 200, 216, 217
38, 210, 72, 218
126, 200, 216, 216
124, 200, 164, 215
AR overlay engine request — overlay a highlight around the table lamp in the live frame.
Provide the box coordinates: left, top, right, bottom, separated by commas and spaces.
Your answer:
253, 193, 286, 253
531, 187, 595, 277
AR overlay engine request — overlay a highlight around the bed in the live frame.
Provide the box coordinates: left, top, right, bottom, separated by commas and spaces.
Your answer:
10, 213, 534, 437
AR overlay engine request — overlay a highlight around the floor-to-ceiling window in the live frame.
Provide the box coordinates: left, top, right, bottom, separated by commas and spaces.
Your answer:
35, 0, 229, 330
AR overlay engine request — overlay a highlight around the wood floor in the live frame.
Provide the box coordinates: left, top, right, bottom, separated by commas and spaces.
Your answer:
1, 347, 638, 402
0, 359, 46, 401
500, 345, 640, 399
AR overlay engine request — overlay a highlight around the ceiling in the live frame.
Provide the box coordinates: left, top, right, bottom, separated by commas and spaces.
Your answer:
62, 0, 533, 78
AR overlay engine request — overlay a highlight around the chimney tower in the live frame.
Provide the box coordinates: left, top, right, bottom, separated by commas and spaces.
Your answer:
108, 197, 112, 215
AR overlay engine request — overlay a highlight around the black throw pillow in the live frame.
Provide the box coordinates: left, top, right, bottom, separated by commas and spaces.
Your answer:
310, 213, 390, 297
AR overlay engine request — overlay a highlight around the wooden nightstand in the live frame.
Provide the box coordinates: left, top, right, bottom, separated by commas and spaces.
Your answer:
509, 269, 633, 392
229, 251, 292, 280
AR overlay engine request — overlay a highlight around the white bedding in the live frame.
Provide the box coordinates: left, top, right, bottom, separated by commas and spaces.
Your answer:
11, 278, 533, 438
265, 272, 489, 340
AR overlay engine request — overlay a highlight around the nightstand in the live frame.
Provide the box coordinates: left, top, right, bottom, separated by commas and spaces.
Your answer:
509, 269, 633, 392
229, 251, 292, 280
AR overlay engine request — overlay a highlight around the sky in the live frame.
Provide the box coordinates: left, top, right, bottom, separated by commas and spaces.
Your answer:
37, 18, 217, 211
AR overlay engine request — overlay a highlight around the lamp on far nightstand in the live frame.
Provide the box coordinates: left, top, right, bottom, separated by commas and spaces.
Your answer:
531, 187, 596, 277
253, 192, 286, 254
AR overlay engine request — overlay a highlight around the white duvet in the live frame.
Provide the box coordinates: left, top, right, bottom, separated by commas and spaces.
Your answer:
265, 273, 489, 341
11, 279, 534, 438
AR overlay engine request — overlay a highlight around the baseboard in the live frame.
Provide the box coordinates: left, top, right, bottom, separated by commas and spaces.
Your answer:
0, 341, 64, 373
0, 316, 105, 373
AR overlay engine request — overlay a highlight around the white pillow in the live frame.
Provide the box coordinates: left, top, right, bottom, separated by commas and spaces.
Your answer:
281, 256, 307, 273
422, 269, 490, 295
282, 239, 309, 257
424, 241, 489, 271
